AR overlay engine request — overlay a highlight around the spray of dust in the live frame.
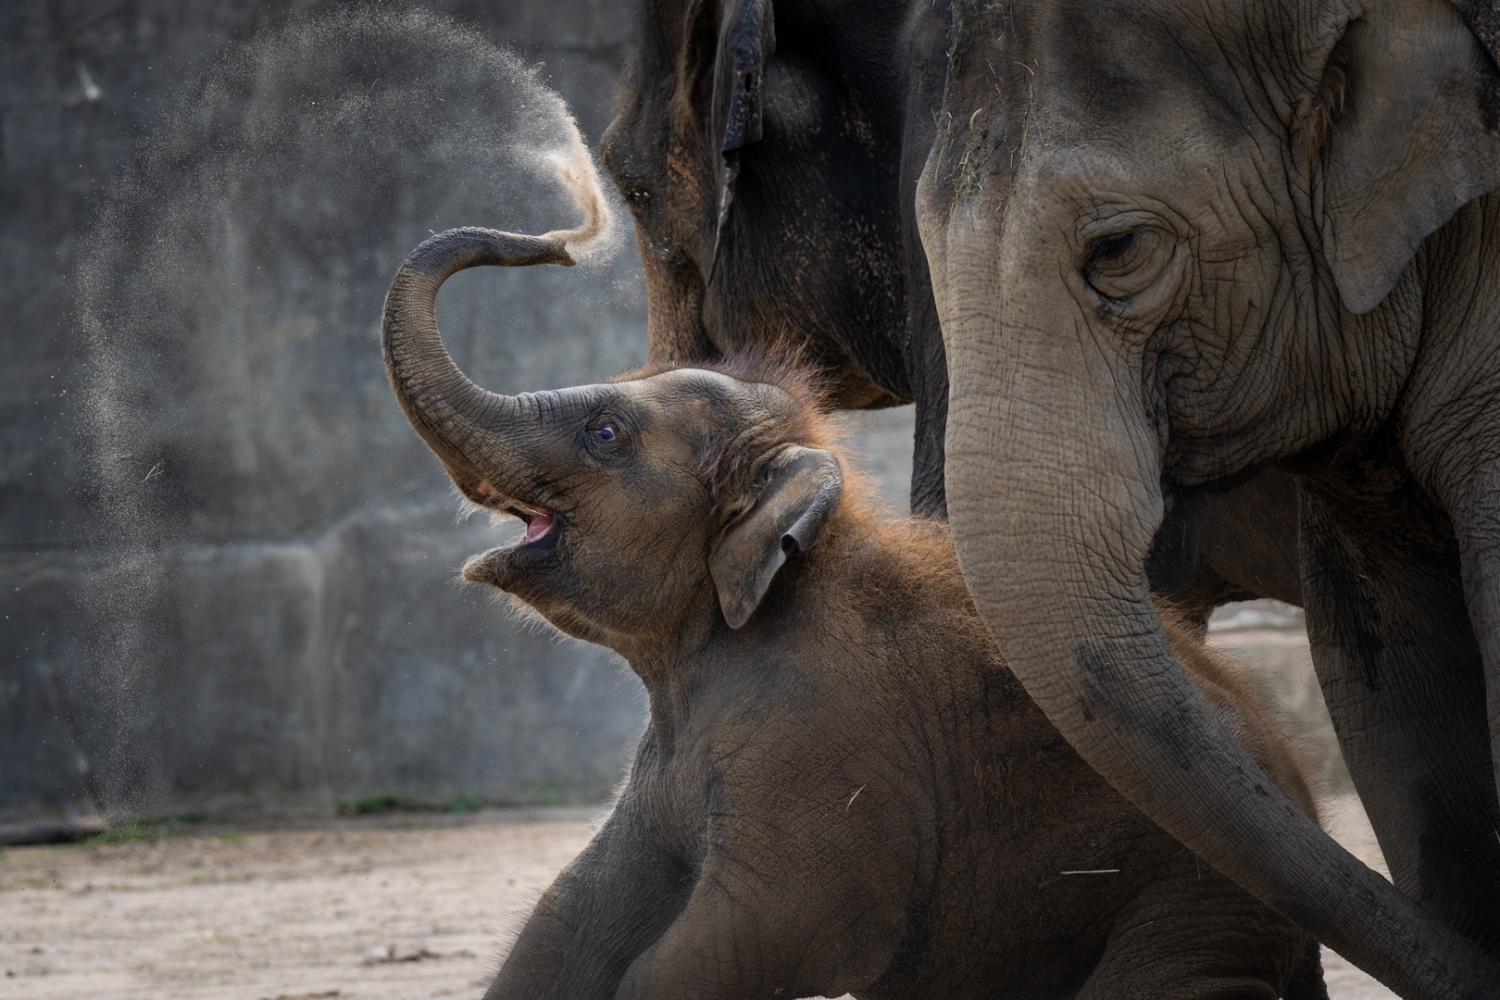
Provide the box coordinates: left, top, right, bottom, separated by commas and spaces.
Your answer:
540, 151, 617, 262
76, 6, 630, 817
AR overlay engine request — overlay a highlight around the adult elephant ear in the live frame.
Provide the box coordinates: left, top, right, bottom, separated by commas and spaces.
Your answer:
1312, 0, 1500, 313
708, 0, 774, 262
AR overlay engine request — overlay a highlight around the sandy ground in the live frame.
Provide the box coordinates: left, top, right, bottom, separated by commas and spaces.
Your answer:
0, 800, 1393, 1000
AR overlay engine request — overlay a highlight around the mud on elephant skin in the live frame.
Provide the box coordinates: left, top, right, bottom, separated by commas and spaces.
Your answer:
919, 0, 1500, 996
380, 226, 1327, 1000
599, 0, 1302, 622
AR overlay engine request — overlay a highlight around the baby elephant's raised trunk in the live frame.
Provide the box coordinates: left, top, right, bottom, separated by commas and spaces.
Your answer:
380, 228, 574, 495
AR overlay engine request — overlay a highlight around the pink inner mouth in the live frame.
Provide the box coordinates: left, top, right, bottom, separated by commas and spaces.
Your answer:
523, 511, 556, 544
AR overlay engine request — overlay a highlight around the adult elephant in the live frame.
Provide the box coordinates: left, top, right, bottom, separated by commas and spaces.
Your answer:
918, 0, 1500, 997
599, 0, 1301, 625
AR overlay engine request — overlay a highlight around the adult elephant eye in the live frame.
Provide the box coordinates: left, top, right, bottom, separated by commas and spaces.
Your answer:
1084, 228, 1167, 302
1091, 232, 1138, 264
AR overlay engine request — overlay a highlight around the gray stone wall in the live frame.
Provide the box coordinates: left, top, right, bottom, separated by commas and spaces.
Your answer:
0, 0, 917, 828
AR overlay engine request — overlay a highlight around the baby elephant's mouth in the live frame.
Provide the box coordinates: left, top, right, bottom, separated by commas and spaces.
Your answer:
518, 509, 557, 545
462, 487, 562, 587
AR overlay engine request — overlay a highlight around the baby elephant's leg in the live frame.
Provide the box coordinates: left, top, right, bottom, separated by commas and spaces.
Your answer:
485, 800, 684, 1000
1076, 870, 1314, 1000
613, 888, 783, 1000
614, 854, 906, 1000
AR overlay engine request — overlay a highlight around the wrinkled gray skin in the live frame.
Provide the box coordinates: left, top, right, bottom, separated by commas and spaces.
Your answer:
600, 0, 1302, 625
919, 0, 1500, 996
379, 227, 1326, 1000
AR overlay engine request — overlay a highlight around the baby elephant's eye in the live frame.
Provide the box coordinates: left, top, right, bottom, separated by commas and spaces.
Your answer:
591, 421, 619, 444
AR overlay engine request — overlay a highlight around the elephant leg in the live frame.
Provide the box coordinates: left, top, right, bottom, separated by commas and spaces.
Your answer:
613, 823, 908, 1000
905, 301, 949, 519
483, 795, 687, 999
910, 385, 949, 518
1075, 869, 1305, 1000
1301, 485, 1500, 956
614, 890, 778, 1000
613, 878, 882, 1000
1451, 474, 1500, 955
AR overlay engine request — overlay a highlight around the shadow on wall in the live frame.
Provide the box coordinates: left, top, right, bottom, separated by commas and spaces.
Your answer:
0, 1, 920, 830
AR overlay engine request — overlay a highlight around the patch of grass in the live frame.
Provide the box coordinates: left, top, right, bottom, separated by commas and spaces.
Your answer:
91, 819, 168, 845
527, 784, 579, 808
338, 791, 494, 816
337, 794, 429, 816
78, 812, 216, 846
446, 792, 484, 814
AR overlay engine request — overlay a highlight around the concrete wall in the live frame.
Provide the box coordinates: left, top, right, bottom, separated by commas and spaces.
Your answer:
0, 0, 918, 828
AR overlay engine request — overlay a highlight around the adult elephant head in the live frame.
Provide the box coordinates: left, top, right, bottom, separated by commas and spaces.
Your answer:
920, 0, 1500, 994
599, 0, 956, 512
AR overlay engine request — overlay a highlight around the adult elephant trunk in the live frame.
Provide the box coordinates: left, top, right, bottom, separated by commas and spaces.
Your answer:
381, 227, 575, 496
927, 195, 1497, 998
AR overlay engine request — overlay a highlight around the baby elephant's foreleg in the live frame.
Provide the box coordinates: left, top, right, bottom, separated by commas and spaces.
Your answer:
613, 885, 829, 1000
614, 850, 905, 1000
484, 800, 685, 1000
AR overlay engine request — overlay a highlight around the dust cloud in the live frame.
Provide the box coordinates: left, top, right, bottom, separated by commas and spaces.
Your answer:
73, 6, 630, 816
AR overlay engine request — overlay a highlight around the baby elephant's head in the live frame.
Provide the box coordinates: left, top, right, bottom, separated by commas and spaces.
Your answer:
382, 228, 844, 651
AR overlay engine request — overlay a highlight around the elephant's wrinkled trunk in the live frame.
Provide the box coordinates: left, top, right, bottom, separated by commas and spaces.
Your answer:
930, 194, 1499, 998
381, 227, 575, 493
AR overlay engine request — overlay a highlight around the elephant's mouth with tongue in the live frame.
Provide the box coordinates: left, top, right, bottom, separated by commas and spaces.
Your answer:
520, 510, 557, 544
475, 482, 558, 548
461, 483, 562, 587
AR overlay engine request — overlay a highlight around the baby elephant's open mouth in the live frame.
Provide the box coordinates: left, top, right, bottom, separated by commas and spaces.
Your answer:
519, 510, 556, 544
503, 502, 557, 546
462, 489, 562, 586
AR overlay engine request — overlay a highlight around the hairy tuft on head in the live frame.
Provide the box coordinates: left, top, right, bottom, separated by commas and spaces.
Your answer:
619, 329, 836, 410
699, 342, 849, 518
612, 337, 872, 520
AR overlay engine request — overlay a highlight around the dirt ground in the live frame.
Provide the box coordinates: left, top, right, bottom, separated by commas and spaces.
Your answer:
0, 799, 1392, 1000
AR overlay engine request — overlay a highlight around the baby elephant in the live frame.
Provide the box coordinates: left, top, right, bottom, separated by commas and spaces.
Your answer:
382, 228, 1325, 1000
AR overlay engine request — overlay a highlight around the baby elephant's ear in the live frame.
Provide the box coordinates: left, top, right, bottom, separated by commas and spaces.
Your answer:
710, 446, 843, 629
